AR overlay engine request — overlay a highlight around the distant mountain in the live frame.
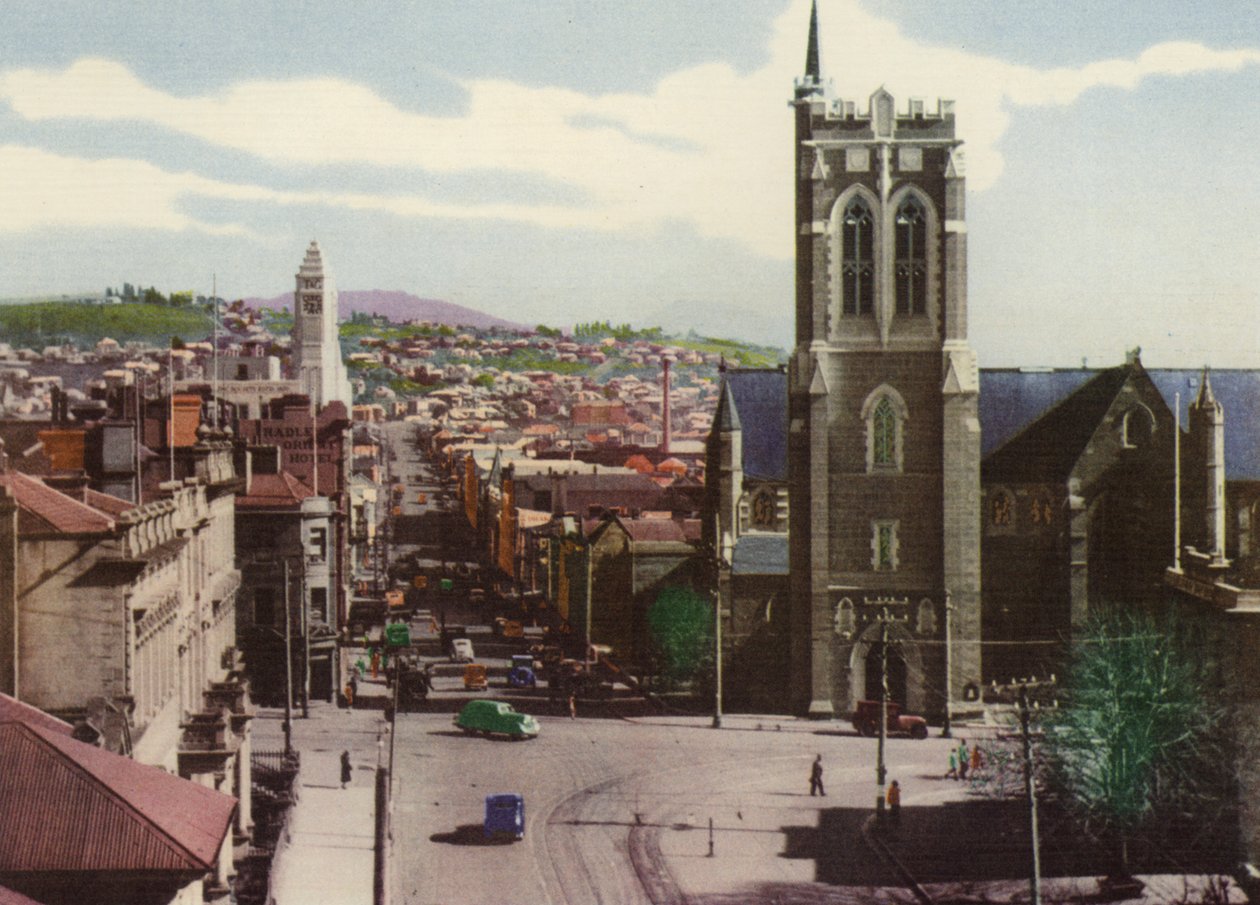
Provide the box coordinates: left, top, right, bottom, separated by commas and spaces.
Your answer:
243, 289, 528, 332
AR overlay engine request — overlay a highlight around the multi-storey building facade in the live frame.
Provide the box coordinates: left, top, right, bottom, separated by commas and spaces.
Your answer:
787, 4, 981, 718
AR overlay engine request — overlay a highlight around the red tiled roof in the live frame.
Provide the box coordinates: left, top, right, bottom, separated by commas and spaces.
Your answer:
622, 454, 654, 474
0, 472, 114, 535
83, 488, 134, 518
0, 720, 235, 873
657, 457, 688, 475
0, 695, 72, 737
236, 471, 315, 509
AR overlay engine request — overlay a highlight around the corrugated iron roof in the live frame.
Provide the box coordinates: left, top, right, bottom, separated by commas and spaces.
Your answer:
0, 695, 72, 737
0, 720, 235, 873
83, 488, 134, 518
0, 882, 44, 905
0, 471, 114, 536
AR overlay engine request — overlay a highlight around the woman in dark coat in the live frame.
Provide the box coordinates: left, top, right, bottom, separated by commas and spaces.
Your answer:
340, 750, 352, 789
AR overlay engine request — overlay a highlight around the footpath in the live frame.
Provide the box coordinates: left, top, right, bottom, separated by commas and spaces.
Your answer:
255, 678, 388, 905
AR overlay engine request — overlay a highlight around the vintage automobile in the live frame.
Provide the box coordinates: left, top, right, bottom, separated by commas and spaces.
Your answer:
850, 700, 929, 739
507, 654, 537, 689
449, 637, 475, 663
463, 663, 489, 691
454, 700, 540, 740
484, 793, 525, 841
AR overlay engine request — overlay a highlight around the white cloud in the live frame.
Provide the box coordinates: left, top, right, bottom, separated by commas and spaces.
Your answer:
1, 0, 1258, 258
0, 144, 616, 237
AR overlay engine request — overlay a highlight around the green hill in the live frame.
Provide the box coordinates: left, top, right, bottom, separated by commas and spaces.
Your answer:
0, 301, 213, 348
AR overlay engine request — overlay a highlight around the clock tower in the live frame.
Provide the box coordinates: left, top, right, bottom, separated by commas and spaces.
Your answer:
292, 240, 350, 408
787, 2, 981, 719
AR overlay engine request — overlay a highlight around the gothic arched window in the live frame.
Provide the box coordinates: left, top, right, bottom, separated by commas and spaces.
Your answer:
842, 198, 874, 316
895, 197, 927, 316
873, 398, 896, 466
862, 385, 908, 473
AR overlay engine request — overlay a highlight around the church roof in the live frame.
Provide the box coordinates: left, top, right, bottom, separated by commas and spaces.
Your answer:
982, 365, 1133, 482
980, 367, 1260, 482
717, 369, 788, 482
731, 533, 789, 576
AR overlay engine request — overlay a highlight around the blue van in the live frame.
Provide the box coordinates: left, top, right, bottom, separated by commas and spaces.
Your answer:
484, 793, 525, 842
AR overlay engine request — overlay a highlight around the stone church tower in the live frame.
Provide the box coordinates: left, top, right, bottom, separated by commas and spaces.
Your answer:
787, 2, 981, 718
293, 240, 350, 408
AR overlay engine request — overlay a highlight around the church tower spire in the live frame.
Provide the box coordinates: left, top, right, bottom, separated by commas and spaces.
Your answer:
796, 0, 824, 99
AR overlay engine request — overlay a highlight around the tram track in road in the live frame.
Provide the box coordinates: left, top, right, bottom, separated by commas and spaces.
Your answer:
532, 729, 833, 905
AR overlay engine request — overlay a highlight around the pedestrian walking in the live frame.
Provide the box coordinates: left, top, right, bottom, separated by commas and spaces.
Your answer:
945, 749, 959, 780
957, 739, 970, 781
970, 742, 983, 775
568, 693, 577, 720
346, 671, 357, 708
340, 750, 352, 789
809, 754, 826, 796
370, 648, 380, 679
887, 780, 901, 824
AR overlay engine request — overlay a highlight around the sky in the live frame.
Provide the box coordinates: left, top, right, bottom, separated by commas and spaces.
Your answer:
3, 1, 1260, 367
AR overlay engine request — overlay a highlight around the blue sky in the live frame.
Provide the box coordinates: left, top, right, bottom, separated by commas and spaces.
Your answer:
3, 1, 1260, 366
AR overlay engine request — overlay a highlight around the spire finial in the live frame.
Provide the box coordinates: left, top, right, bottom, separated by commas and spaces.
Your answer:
805, 0, 822, 83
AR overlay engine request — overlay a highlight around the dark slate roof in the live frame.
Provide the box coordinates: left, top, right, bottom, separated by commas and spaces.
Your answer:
731, 533, 789, 576
723, 369, 787, 482
980, 367, 1260, 482
981, 365, 1132, 482
1147, 370, 1260, 481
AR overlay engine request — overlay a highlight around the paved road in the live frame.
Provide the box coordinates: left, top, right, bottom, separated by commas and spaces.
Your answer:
389, 705, 962, 905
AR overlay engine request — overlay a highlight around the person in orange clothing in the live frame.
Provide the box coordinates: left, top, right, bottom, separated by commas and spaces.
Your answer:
887, 779, 901, 824
970, 742, 983, 775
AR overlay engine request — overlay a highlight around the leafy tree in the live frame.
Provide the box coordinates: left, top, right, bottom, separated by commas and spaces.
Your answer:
142, 286, 166, 305
647, 586, 712, 683
1043, 608, 1228, 879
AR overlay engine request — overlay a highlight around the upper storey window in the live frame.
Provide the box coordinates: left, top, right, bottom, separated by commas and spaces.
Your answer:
873, 398, 896, 466
895, 197, 927, 316
842, 198, 874, 316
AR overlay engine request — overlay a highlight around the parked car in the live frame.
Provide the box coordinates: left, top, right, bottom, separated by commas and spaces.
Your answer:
850, 700, 929, 739
507, 654, 536, 689
454, 700, 540, 740
463, 663, 488, 691
484, 793, 525, 841
450, 638, 474, 663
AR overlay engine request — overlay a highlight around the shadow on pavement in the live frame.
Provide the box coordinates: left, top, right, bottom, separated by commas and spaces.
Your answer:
429, 824, 508, 846
782, 799, 1236, 888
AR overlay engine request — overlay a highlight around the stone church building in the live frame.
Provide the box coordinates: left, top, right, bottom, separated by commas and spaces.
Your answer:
785, 3, 981, 719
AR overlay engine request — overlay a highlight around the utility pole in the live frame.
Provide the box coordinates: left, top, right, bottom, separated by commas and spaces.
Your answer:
942, 589, 953, 738
584, 536, 593, 675
712, 586, 723, 729
990, 674, 1056, 905
865, 600, 909, 816
282, 558, 294, 757
876, 607, 889, 815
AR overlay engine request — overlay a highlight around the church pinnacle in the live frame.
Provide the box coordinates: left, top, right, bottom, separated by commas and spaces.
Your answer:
796, 0, 824, 99
805, 0, 821, 81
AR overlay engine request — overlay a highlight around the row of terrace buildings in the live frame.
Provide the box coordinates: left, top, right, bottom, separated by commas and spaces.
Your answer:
0, 242, 364, 904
